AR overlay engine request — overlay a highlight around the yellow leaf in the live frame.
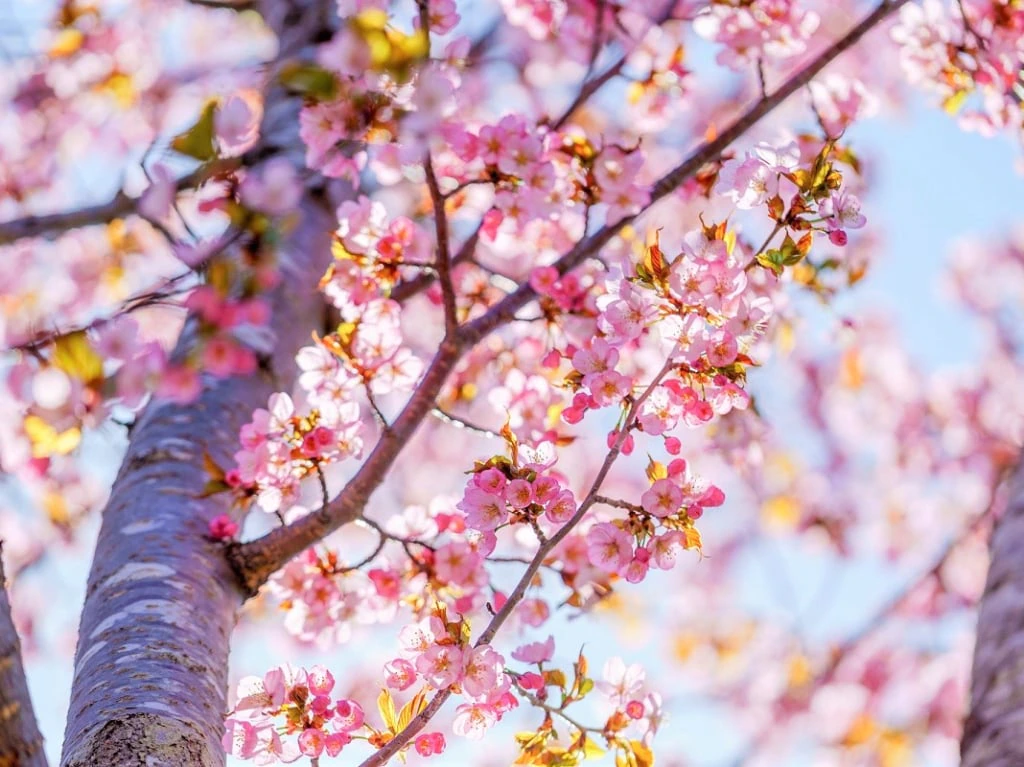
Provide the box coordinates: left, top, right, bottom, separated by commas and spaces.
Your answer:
682, 526, 701, 551
629, 740, 654, 767
99, 71, 136, 108
53, 332, 103, 384
353, 8, 389, 31
43, 491, 69, 526
544, 669, 567, 689
642, 230, 668, 283
672, 632, 699, 662
645, 456, 666, 483
396, 689, 427, 731
377, 688, 397, 733
390, 28, 429, 63
723, 228, 737, 256
581, 736, 606, 759
839, 348, 864, 389
942, 89, 969, 116
50, 28, 84, 58
791, 262, 816, 286
203, 451, 225, 482
332, 238, 365, 261
365, 30, 393, 68
776, 320, 795, 355
23, 416, 81, 458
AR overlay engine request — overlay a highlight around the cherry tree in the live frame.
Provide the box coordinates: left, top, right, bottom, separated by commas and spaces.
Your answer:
0, 0, 1023, 765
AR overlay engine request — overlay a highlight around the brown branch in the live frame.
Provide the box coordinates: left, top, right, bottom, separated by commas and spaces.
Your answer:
227, 0, 909, 596
389, 224, 481, 304
424, 154, 458, 337
185, 0, 256, 9
0, 164, 225, 247
0, 544, 48, 767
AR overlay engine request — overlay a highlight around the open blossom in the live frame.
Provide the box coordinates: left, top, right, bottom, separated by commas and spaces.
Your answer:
641, 478, 682, 518
586, 523, 634, 573
215, 89, 262, 155
598, 656, 646, 704
512, 635, 555, 664
384, 658, 417, 690
457, 487, 508, 531
818, 190, 866, 233
416, 644, 465, 689
461, 645, 506, 700
452, 702, 498, 740
716, 142, 800, 209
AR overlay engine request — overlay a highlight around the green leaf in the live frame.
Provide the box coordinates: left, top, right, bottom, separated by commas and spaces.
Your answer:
171, 99, 218, 161
278, 63, 339, 101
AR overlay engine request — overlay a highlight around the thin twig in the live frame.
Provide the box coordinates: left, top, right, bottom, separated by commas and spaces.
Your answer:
593, 495, 644, 514
425, 154, 459, 337
755, 58, 768, 99
431, 407, 502, 438
0, 162, 226, 246
389, 223, 482, 304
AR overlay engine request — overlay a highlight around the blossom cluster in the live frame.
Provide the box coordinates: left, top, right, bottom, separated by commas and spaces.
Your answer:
694, 0, 821, 68
390, 613, 519, 740
457, 450, 578, 533
229, 391, 363, 514
224, 664, 365, 763
891, 0, 1024, 138
266, 501, 497, 645
586, 457, 722, 583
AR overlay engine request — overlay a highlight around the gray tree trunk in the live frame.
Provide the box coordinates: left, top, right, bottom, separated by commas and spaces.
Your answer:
0, 546, 48, 767
59, 3, 335, 763
962, 455, 1024, 766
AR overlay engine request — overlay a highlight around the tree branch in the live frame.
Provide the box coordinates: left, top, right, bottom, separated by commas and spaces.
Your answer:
424, 154, 458, 337
227, 0, 910, 596
186, 0, 256, 9
0, 161, 236, 247
0, 544, 47, 767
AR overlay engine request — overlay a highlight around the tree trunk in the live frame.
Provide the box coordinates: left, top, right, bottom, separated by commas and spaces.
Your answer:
0, 546, 47, 767
962, 454, 1024, 766
59, 3, 335, 763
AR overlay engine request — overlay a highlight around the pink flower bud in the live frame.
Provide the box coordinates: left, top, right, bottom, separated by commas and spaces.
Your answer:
208, 515, 239, 541
829, 228, 848, 246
